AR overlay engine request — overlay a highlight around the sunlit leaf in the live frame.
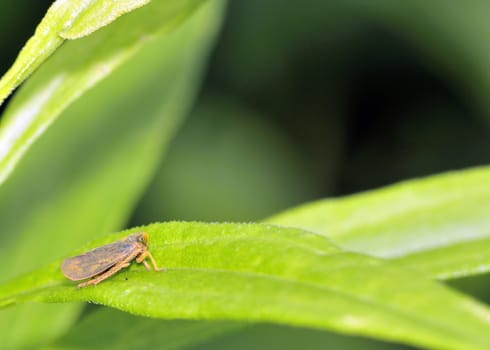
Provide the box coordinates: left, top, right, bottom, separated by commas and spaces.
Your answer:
0, 0, 153, 106
2, 222, 490, 350
0, 0, 204, 186
269, 167, 490, 280
0, 1, 224, 348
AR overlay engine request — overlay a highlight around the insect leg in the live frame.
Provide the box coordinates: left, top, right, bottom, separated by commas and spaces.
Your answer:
136, 251, 165, 271
141, 259, 151, 270
78, 261, 131, 288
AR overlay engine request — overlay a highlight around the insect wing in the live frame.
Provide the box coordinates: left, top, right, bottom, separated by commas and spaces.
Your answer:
62, 241, 135, 280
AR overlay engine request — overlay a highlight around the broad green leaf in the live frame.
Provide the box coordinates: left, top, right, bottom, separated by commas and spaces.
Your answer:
43, 309, 242, 350
45, 309, 405, 350
194, 323, 410, 350
0, 1, 224, 348
59, 0, 151, 39
269, 167, 490, 279
2, 222, 490, 350
0, 0, 151, 106
0, 0, 204, 186
393, 236, 490, 280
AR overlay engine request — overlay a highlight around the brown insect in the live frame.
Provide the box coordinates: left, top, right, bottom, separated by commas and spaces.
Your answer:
61, 232, 164, 288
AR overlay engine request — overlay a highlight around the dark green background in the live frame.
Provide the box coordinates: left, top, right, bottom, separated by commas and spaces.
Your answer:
2, 1, 490, 349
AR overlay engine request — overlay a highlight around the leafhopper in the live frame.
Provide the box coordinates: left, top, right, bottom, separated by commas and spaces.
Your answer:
61, 232, 164, 288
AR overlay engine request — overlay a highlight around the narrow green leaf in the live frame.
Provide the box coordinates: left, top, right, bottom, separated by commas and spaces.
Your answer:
59, 0, 151, 39
0, 0, 152, 106
2, 222, 490, 350
0, 1, 224, 347
269, 167, 490, 279
45, 309, 404, 350
0, 0, 204, 186
193, 323, 407, 350
43, 309, 242, 350
393, 236, 490, 280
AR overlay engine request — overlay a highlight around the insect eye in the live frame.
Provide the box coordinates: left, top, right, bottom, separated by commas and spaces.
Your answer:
138, 232, 149, 245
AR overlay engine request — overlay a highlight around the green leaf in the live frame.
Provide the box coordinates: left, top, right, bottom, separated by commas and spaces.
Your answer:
2, 222, 490, 350
0, 0, 152, 106
0, 1, 224, 348
45, 310, 404, 350
0, 0, 204, 186
194, 323, 407, 350
269, 167, 490, 280
43, 309, 243, 350
393, 236, 490, 280
58, 0, 151, 39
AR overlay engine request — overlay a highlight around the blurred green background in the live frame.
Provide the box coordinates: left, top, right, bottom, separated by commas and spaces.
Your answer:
2, 1, 490, 349
2, 1, 490, 224
133, 0, 490, 224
